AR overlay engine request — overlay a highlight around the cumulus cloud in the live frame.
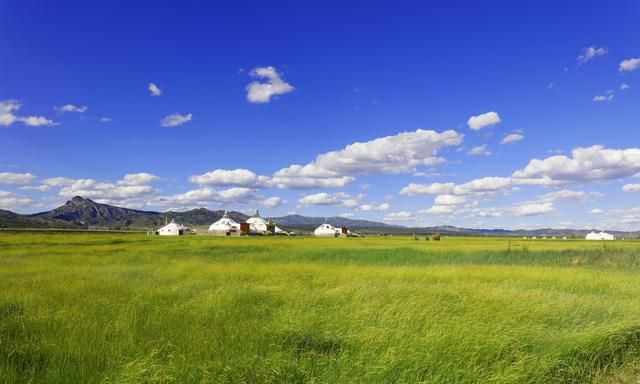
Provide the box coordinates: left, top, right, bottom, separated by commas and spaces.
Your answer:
468, 144, 491, 156
434, 194, 467, 205
476, 201, 554, 217
272, 129, 463, 188
383, 211, 414, 222
262, 196, 284, 208
577, 46, 607, 65
589, 208, 604, 214
152, 187, 258, 208
160, 113, 192, 127
148, 83, 162, 96
420, 204, 457, 215
189, 169, 269, 188
42, 177, 76, 187
620, 83, 630, 91
512, 145, 640, 185
536, 189, 595, 202
0, 100, 56, 127
355, 202, 391, 211
401, 177, 513, 197
619, 58, 640, 72
467, 111, 501, 130
500, 133, 524, 145
118, 173, 160, 186
623, 184, 640, 192
0, 190, 36, 210
298, 192, 364, 208
593, 93, 614, 102
100, 117, 113, 123
57, 173, 160, 206
246, 66, 294, 103
0, 172, 36, 184
54, 104, 87, 113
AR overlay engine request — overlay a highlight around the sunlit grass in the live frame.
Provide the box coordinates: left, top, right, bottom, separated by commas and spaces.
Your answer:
1, 233, 640, 383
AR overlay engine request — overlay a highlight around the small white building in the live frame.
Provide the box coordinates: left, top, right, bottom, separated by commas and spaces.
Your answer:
208, 211, 241, 235
245, 210, 287, 235
157, 219, 189, 236
586, 231, 615, 241
314, 220, 352, 237
314, 222, 339, 237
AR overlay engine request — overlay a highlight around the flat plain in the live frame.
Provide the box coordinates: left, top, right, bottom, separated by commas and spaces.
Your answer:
1, 233, 640, 383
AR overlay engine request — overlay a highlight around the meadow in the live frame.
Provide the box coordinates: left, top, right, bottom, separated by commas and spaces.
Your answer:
1, 233, 640, 383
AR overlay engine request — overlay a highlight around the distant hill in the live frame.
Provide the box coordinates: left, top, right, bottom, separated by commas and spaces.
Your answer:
0, 196, 638, 238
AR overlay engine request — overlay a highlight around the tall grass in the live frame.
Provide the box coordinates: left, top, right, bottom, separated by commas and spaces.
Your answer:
1, 233, 640, 383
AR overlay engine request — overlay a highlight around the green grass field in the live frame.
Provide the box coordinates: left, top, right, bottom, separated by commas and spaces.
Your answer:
1, 233, 640, 383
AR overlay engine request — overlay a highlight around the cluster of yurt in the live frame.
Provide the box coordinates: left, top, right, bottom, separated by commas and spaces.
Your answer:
208, 210, 288, 236
585, 231, 615, 240
313, 219, 353, 237
156, 219, 189, 236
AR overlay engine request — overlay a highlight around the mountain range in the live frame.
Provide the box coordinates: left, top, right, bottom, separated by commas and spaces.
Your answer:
0, 196, 637, 238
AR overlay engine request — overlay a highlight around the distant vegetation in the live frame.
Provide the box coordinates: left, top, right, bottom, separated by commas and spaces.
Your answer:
1, 234, 640, 383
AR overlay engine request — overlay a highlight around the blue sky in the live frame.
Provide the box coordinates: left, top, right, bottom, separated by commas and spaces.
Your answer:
1, 0, 639, 230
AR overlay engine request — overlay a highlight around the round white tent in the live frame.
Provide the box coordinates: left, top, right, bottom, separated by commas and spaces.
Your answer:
208, 211, 240, 235
246, 210, 287, 235
157, 219, 188, 236
585, 231, 614, 240
314, 222, 339, 237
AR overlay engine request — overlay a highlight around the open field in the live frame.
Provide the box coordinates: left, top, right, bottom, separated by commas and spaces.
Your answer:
1, 234, 640, 383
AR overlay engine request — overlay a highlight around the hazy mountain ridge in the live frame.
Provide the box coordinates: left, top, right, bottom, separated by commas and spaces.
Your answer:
0, 196, 638, 237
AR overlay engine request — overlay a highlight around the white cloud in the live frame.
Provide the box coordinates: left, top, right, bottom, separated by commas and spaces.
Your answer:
20, 185, 51, 192
476, 201, 554, 217
118, 173, 160, 186
0, 100, 56, 127
20, 116, 57, 126
148, 83, 162, 96
339, 212, 355, 218
623, 184, 640, 192
619, 58, 640, 72
467, 111, 501, 130
434, 194, 467, 205
536, 189, 591, 202
0, 172, 36, 184
0, 190, 35, 210
420, 205, 457, 215
58, 173, 160, 204
262, 196, 284, 208
246, 66, 294, 103
468, 145, 491, 156
100, 117, 113, 123
152, 187, 257, 208
400, 182, 456, 196
577, 46, 607, 65
42, 177, 76, 187
620, 83, 630, 91
355, 202, 391, 211
298, 192, 364, 208
500, 133, 524, 145
54, 104, 87, 113
272, 129, 463, 188
160, 113, 192, 127
512, 146, 640, 185
593, 94, 614, 102
589, 208, 604, 214
383, 211, 413, 222
189, 169, 269, 188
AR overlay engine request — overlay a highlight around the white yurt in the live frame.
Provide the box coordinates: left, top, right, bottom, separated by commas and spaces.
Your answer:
208, 211, 240, 235
157, 219, 188, 236
314, 222, 339, 237
585, 231, 614, 240
245, 210, 286, 235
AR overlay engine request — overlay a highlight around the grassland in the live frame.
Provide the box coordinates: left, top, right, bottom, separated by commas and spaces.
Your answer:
1, 233, 640, 383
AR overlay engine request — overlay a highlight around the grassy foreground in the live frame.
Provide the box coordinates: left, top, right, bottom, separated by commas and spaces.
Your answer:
1, 233, 640, 383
